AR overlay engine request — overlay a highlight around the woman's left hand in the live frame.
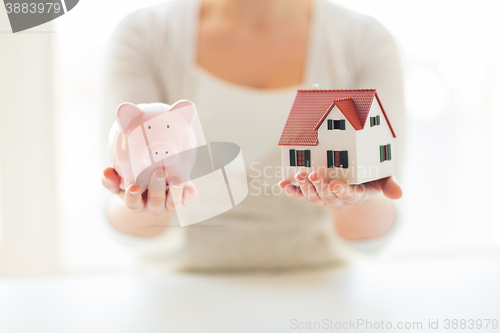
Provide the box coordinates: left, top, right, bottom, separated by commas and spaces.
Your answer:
279, 171, 402, 210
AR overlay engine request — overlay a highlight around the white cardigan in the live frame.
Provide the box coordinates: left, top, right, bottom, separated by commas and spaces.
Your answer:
103, 0, 405, 270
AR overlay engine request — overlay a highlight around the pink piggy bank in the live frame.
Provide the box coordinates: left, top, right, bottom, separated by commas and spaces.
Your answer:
108, 100, 198, 191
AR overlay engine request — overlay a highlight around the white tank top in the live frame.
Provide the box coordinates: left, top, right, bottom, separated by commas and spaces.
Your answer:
168, 65, 341, 269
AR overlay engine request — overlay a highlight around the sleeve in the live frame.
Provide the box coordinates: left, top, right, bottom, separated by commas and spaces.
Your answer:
101, 9, 166, 152
336, 17, 406, 255
101, 10, 171, 249
353, 16, 406, 181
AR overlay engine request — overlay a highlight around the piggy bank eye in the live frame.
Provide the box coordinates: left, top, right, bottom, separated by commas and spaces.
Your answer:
167, 125, 170, 129
155, 152, 158, 155
148, 125, 151, 129
165, 151, 168, 154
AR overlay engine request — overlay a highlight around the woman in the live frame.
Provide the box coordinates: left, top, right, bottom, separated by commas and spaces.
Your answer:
102, 0, 405, 269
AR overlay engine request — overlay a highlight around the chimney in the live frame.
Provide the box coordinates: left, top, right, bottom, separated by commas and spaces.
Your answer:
312, 84, 319, 90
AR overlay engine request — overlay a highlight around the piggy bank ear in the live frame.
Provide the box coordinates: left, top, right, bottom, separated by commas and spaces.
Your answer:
170, 100, 196, 124
115, 103, 143, 131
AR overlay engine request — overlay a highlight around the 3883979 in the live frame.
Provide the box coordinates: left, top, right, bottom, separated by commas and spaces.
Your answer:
5, 2, 62, 14
443, 319, 498, 330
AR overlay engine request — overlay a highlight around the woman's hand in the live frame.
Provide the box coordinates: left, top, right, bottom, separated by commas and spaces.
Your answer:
279, 171, 402, 210
279, 171, 402, 240
102, 167, 197, 218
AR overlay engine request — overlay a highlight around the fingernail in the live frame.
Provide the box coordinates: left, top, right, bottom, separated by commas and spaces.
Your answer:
170, 176, 183, 188
155, 169, 166, 182
309, 176, 320, 184
127, 184, 139, 195
103, 170, 112, 181
295, 172, 307, 183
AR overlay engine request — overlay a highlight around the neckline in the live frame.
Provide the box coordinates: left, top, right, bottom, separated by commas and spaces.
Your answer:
189, 0, 321, 92
193, 63, 301, 95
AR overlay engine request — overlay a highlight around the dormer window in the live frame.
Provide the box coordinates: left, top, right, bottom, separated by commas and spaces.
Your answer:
327, 119, 346, 130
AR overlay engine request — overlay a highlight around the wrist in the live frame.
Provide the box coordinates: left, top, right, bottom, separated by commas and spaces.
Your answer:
332, 194, 395, 241
107, 196, 170, 237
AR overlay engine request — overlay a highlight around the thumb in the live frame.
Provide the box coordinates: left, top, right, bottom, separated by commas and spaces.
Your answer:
381, 176, 403, 200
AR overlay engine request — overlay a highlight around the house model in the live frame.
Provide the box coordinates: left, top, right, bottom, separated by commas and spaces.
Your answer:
278, 87, 396, 184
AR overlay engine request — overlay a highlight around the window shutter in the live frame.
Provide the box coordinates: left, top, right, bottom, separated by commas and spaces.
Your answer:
340, 120, 346, 130
304, 150, 311, 167
341, 151, 349, 168
289, 149, 296, 166
376, 115, 381, 125
387, 144, 392, 160
327, 119, 333, 130
370, 117, 374, 127
380, 146, 384, 162
327, 150, 333, 168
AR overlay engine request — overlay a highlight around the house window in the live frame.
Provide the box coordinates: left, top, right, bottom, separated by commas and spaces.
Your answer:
327, 150, 349, 169
334, 151, 342, 167
294, 150, 311, 167
379, 144, 392, 162
370, 115, 381, 127
328, 119, 346, 130
297, 150, 305, 166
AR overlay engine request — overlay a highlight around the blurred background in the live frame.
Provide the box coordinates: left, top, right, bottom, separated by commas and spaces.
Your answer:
0, 0, 499, 277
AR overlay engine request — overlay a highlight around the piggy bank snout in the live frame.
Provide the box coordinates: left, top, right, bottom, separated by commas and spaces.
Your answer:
151, 144, 177, 157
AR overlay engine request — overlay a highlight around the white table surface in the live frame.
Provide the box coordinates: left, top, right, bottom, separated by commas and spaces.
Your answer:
1, 256, 499, 333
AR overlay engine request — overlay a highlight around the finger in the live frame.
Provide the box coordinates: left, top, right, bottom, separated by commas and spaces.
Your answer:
296, 171, 323, 205
182, 184, 198, 206
102, 168, 121, 194
102, 177, 121, 194
308, 171, 336, 200
146, 169, 167, 216
380, 176, 403, 200
124, 183, 144, 211
328, 180, 365, 204
166, 176, 184, 211
279, 180, 304, 199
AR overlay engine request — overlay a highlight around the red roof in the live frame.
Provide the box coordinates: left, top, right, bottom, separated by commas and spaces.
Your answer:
278, 89, 396, 146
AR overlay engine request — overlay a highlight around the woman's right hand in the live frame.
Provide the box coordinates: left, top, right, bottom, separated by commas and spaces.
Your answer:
102, 167, 197, 218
